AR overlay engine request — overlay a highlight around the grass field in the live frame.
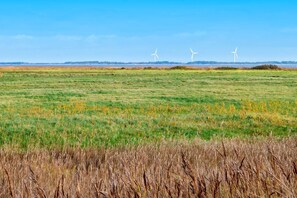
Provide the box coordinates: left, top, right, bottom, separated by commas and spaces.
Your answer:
0, 67, 296, 149
1, 67, 297, 197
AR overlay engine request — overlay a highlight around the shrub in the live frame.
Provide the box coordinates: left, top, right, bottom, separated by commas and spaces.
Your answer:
215, 67, 238, 70
170, 66, 190, 70
144, 67, 153, 70
251, 64, 281, 70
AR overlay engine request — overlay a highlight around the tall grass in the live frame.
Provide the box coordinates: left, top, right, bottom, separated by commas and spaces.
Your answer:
0, 138, 296, 197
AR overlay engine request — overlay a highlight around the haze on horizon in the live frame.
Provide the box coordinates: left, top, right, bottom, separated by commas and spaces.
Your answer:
0, 0, 296, 63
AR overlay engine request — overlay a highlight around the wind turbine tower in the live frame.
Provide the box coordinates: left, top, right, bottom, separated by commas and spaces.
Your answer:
190, 48, 198, 62
151, 49, 159, 62
232, 48, 239, 63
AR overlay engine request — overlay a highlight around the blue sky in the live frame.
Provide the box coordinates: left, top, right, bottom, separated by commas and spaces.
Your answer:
0, 0, 297, 62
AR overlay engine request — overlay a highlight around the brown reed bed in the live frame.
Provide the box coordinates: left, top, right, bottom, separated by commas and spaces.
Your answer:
0, 138, 297, 197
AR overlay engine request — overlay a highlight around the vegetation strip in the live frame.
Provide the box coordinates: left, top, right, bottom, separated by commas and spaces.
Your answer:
0, 138, 296, 197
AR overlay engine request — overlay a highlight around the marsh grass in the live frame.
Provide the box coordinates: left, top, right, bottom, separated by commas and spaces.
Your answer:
0, 138, 297, 197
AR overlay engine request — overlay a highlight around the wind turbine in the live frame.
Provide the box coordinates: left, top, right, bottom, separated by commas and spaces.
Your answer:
232, 48, 238, 63
151, 49, 159, 62
190, 48, 198, 62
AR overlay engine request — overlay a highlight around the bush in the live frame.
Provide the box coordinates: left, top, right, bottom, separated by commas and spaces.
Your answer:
144, 67, 153, 70
215, 67, 238, 70
170, 66, 190, 70
251, 65, 281, 70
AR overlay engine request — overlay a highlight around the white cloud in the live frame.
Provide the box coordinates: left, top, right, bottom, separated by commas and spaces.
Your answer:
52, 34, 118, 42
13, 35, 35, 40
174, 31, 207, 38
85, 34, 117, 42
280, 28, 297, 33
85, 35, 98, 42
54, 35, 83, 41
0, 34, 121, 44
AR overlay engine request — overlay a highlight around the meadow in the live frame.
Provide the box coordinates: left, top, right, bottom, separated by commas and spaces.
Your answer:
0, 67, 297, 197
0, 67, 296, 149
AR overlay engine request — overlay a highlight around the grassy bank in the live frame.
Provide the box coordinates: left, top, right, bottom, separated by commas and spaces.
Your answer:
0, 68, 296, 148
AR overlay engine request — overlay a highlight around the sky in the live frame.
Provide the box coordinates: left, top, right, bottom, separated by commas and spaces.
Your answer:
0, 0, 297, 62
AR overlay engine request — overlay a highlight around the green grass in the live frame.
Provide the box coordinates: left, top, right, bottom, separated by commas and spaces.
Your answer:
0, 68, 296, 149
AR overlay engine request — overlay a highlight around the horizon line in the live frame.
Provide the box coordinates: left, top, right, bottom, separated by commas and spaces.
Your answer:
1, 60, 297, 65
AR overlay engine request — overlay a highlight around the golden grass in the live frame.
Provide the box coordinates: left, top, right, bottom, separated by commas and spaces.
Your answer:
0, 138, 297, 197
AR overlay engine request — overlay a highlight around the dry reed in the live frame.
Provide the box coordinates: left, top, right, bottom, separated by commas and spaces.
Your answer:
0, 138, 297, 197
